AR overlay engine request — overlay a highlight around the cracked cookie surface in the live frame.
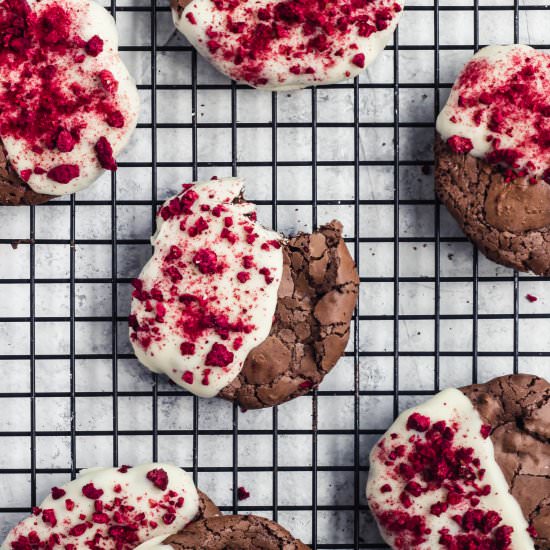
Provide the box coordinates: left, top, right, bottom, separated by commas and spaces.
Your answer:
435, 136, 550, 275
219, 220, 359, 409
462, 374, 550, 549
164, 514, 310, 549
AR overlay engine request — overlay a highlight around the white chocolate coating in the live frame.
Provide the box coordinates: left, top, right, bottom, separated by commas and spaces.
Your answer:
130, 178, 283, 398
366, 388, 535, 549
135, 535, 173, 550
1, 463, 199, 550
172, 0, 404, 91
1, 0, 140, 196
436, 44, 549, 177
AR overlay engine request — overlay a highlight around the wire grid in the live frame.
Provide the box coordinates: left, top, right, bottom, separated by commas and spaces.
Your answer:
1, 0, 550, 548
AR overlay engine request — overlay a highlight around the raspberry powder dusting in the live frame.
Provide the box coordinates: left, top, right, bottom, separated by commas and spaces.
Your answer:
366, 388, 536, 550
173, 0, 404, 89
0, 0, 139, 195
129, 177, 284, 399
437, 45, 550, 183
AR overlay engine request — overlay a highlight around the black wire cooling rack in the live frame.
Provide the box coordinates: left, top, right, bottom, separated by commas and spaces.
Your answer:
1, 1, 550, 548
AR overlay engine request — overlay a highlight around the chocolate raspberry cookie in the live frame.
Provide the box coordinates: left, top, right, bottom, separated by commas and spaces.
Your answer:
0, 0, 139, 205
171, 0, 404, 91
435, 45, 550, 274
1, 463, 219, 549
367, 374, 549, 549
129, 177, 359, 409
137, 515, 310, 550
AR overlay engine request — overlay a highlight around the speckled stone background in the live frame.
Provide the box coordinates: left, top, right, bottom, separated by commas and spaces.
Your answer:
1, 0, 549, 548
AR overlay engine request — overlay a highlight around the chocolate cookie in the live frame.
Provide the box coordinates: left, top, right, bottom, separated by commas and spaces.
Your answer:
130, 178, 359, 409
435, 45, 550, 274
462, 374, 550, 549
0, 0, 139, 203
197, 489, 221, 520
435, 136, 550, 275
219, 221, 359, 409
0, 148, 51, 206
163, 515, 310, 549
367, 382, 540, 548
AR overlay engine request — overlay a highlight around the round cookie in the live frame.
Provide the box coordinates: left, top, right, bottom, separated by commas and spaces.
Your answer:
219, 221, 359, 409
462, 374, 550, 550
435, 45, 550, 274
0, 0, 140, 205
129, 177, 359, 409
1, 463, 219, 550
141, 515, 310, 549
366, 383, 539, 549
171, 0, 404, 91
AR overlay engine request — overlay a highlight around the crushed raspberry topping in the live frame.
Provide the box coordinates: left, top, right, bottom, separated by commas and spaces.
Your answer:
6, 467, 194, 550
129, 179, 283, 398
237, 486, 250, 500
0, 0, 129, 184
439, 46, 550, 179
180, 0, 402, 87
447, 135, 474, 154
146, 468, 169, 491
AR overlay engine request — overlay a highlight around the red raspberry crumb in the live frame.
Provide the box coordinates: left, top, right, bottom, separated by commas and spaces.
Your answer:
237, 486, 250, 500
233, 336, 243, 350
65, 499, 75, 511
69, 524, 87, 536
430, 501, 448, 516
185, 12, 196, 24
205, 342, 234, 367
165, 245, 182, 262
85, 35, 104, 56
299, 380, 313, 390
237, 271, 250, 283
56, 129, 76, 152
42, 509, 57, 527
163, 513, 176, 525
527, 524, 538, 538
406, 412, 431, 432
47, 164, 80, 183
98, 70, 119, 93
51, 487, 66, 500
202, 368, 211, 385
193, 248, 219, 274
182, 370, 194, 384
480, 424, 492, 439
20, 169, 31, 181
259, 267, 273, 284
526, 294, 538, 303
107, 110, 125, 128
146, 468, 169, 491
447, 135, 474, 154
351, 53, 365, 68
242, 255, 254, 269
92, 512, 109, 524
82, 483, 104, 500
95, 136, 117, 171
180, 342, 196, 356
380, 484, 392, 493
